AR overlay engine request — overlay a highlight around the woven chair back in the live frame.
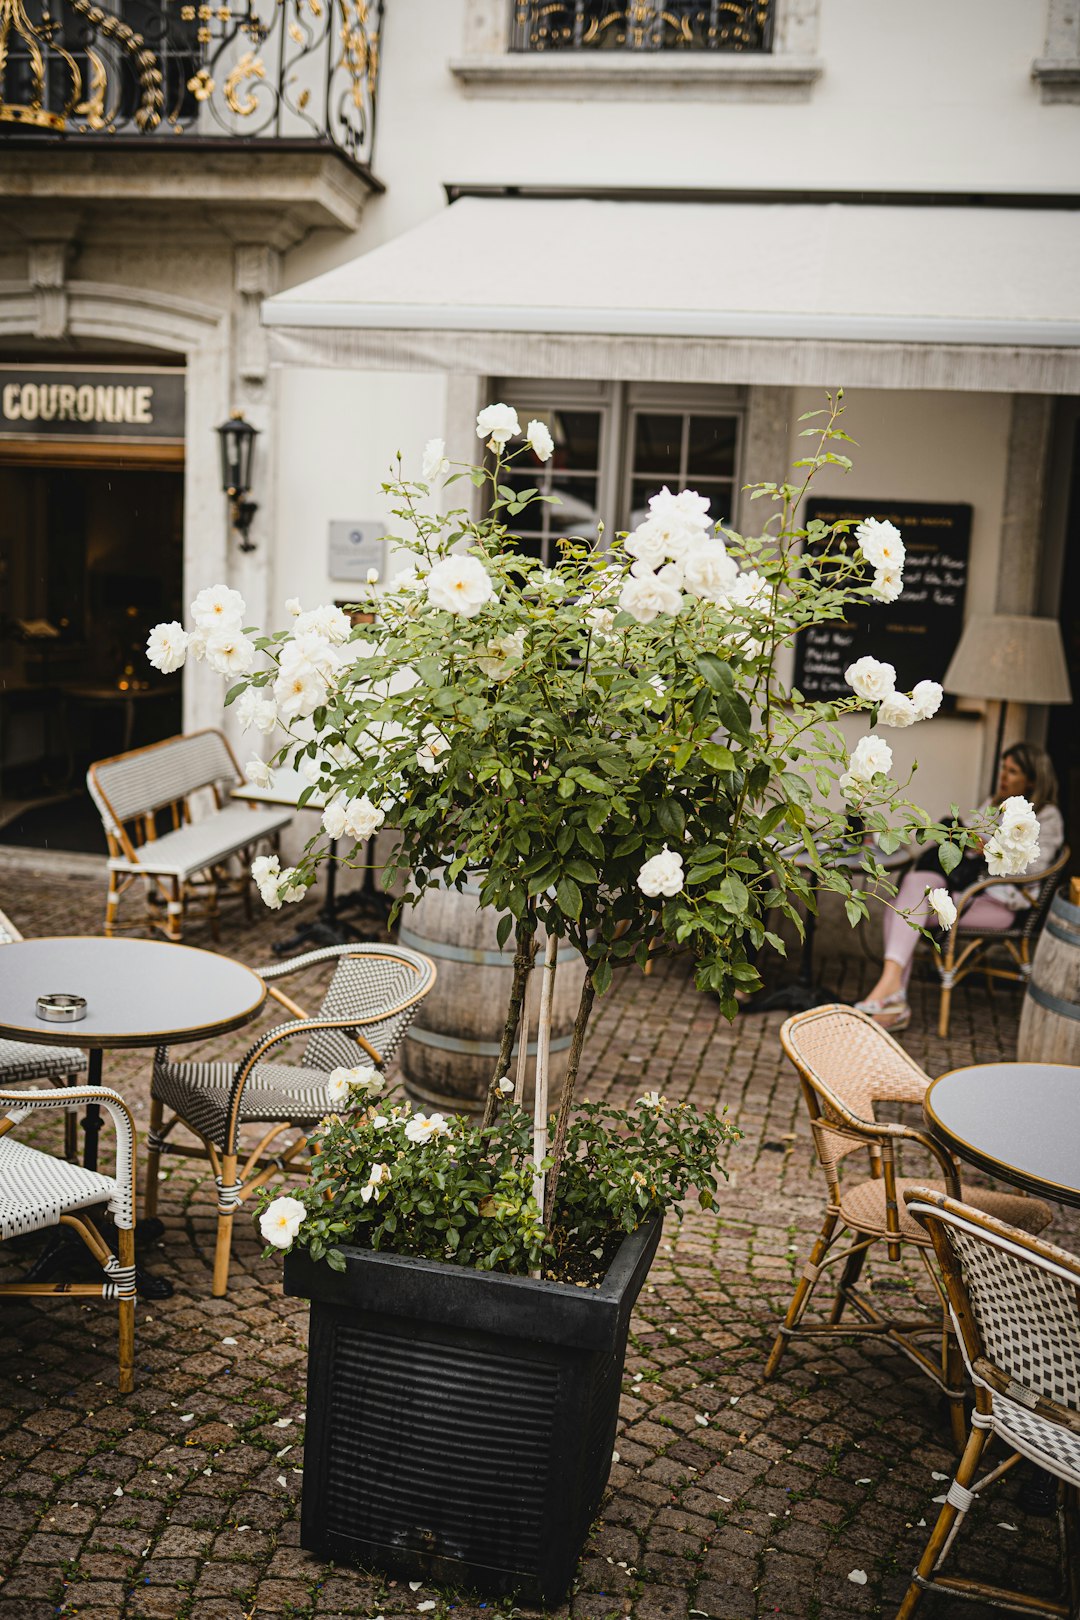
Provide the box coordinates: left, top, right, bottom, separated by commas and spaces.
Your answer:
1017, 847, 1072, 942
0, 909, 23, 945
302, 945, 437, 1074
88, 729, 240, 835
781, 1003, 931, 1123
907, 1188, 1080, 1471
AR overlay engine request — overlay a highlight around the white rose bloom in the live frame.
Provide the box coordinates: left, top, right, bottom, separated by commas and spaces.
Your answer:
840, 734, 893, 795
294, 604, 351, 645
586, 605, 617, 640
416, 726, 450, 773
985, 833, 1040, 877
190, 584, 246, 633
844, 656, 896, 704
618, 567, 683, 626
287, 631, 344, 679
623, 518, 670, 572
637, 1091, 664, 1110
278, 867, 306, 904
648, 486, 713, 532
205, 630, 256, 676
680, 539, 740, 605
878, 692, 918, 728
326, 1071, 351, 1108
526, 419, 554, 462
496, 1076, 514, 1095
259, 1195, 306, 1249
251, 854, 279, 889
911, 680, 944, 721
245, 756, 273, 789
388, 564, 423, 595
927, 889, 958, 930
274, 659, 324, 721
343, 794, 385, 840
360, 1162, 390, 1204
146, 622, 189, 674
869, 566, 904, 603
285, 597, 302, 617
637, 845, 685, 898
476, 629, 527, 680
422, 437, 450, 482
425, 554, 496, 618
235, 687, 278, 735
998, 794, 1040, 845
855, 518, 905, 573
349, 1065, 383, 1095
728, 569, 771, 610
404, 1111, 452, 1144
475, 402, 520, 449
321, 799, 348, 840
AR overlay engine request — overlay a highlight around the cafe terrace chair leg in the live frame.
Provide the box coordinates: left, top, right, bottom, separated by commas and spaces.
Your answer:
0, 1086, 139, 1394
213, 1153, 240, 1298
897, 1187, 1080, 1619
144, 1096, 164, 1221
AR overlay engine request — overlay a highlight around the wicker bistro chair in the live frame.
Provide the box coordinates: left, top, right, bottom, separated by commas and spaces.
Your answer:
897, 1188, 1080, 1618
145, 944, 437, 1296
0, 908, 85, 1160
931, 846, 1070, 1038
765, 1006, 1054, 1449
0, 1085, 137, 1392
87, 729, 292, 943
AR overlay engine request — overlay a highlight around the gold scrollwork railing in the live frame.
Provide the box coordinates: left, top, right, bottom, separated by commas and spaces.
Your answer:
510, 1, 773, 52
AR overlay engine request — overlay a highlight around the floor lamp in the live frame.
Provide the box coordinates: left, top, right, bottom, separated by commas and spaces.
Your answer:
943, 614, 1072, 799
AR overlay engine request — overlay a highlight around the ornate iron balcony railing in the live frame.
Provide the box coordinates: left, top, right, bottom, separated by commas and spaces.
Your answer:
510, 2, 773, 52
0, 0, 382, 170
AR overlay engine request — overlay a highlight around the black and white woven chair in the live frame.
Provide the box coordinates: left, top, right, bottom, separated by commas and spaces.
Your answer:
145, 943, 437, 1295
0, 1084, 138, 1392
897, 1187, 1080, 1618
0, 907, 86, 1160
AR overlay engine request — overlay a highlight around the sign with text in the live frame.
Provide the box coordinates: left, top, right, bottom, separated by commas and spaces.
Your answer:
0, 364, 185, 443
328, 520, 387, 582
793, 499, 972, 702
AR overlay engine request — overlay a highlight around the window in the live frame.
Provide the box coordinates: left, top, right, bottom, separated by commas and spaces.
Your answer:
509, 2, 774, 53
493, 382, 742, 565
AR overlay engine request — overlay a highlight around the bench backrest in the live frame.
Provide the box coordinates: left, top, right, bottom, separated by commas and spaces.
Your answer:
88, 729, 241, 839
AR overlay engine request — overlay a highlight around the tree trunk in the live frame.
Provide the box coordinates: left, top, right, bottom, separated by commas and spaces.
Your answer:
480, 916, 537, 1127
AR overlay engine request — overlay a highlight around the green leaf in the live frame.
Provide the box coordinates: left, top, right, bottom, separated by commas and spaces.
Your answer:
224, 682, 246, 707
699, 742, 736, 772
591, 958, 613, 996
938, 841, 961, 875
586, 801, 609, 833
844, 897, 864, 928
656, 799, 685, 839
555, 876, 583, 919
695, 656, 752, 742
564, 859, 598, 885
718, 874, 749, 914
496, 912, 514, 949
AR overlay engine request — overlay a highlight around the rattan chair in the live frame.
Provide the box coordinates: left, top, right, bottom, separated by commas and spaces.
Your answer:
0, 1084, 137, 1391
0, 907, 85, 1160
930, 846, 1070, 1037
897, 1187, 1080, 1618
765, 1005, 1054, 1448
145, 943, 437, 1295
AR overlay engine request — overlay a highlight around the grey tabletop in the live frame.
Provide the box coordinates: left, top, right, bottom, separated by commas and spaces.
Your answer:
924, 1061, 1080, 1208
0, 937, 267, 1050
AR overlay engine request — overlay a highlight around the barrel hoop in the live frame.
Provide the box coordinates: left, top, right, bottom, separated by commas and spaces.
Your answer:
1050, 891, 1080, 928
1026, 980, 1080, 1023
397, 924, 580, 968
405, 1026, 573, 1057
1046, 917, 1080, 948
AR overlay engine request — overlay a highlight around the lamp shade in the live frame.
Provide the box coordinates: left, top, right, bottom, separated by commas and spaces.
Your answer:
943, 614, 1072, 705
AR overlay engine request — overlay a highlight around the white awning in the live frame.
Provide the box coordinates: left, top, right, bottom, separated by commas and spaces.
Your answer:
264, 197, 1080, 392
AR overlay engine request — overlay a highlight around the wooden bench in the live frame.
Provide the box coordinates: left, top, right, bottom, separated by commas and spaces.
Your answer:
87, 729, 292, 942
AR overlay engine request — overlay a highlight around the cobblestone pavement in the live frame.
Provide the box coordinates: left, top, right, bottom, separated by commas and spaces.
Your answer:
0, 858, 1074, 1620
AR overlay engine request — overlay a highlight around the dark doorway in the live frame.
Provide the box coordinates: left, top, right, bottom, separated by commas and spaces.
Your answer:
0, 461, 184, 852
1047, 405, 1080, 877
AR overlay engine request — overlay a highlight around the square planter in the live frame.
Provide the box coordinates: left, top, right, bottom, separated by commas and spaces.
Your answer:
283, 1214, 661, 1606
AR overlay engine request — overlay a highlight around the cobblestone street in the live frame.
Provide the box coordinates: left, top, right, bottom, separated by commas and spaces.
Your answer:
0, 857, 1074, 1620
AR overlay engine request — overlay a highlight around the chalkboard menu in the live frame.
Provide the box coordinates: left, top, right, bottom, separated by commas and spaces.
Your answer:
793, 499, 971, 702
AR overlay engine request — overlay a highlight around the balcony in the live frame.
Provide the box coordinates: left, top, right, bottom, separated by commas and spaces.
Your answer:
0, 0, 383, 175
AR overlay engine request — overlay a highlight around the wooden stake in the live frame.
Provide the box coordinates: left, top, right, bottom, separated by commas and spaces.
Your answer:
531, 933, 559, 1213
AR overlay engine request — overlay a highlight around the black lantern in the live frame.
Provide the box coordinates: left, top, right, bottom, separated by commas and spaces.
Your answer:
216, 411, 259, 551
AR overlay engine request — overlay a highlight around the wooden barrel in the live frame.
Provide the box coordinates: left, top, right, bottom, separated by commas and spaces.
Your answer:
397, 876, 588, 1117
1018, 890, 1080, 1064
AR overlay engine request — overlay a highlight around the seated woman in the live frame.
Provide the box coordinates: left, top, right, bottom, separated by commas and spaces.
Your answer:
856, 742, 1064, 1030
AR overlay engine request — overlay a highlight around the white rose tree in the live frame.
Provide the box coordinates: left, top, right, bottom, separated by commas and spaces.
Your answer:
149, 393, 1041, 1248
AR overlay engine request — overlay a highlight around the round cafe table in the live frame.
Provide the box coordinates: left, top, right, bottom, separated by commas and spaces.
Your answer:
923, 1061, 1080, 1209
0, 937, 266, 1294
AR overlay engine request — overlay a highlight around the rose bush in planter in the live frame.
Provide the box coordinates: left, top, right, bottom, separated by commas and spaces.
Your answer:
147, 394, 1040, 1602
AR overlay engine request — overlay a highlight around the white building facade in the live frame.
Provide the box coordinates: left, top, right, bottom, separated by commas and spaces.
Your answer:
2, 0, 1079, 841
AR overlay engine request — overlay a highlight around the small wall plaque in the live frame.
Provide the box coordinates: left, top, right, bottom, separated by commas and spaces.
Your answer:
36, 993, 87, 1023
328, 520, 387, 582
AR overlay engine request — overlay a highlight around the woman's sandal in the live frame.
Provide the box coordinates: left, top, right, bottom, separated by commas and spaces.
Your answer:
854, 993, 911, 1032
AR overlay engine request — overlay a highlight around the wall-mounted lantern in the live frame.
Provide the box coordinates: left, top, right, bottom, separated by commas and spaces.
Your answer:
216, 411, 259, 551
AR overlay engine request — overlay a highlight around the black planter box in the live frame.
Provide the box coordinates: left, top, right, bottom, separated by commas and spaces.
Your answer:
283, 1215, 661, 1606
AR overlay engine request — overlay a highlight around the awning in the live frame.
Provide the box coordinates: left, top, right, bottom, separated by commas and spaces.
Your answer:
264, 197, 1080, 392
